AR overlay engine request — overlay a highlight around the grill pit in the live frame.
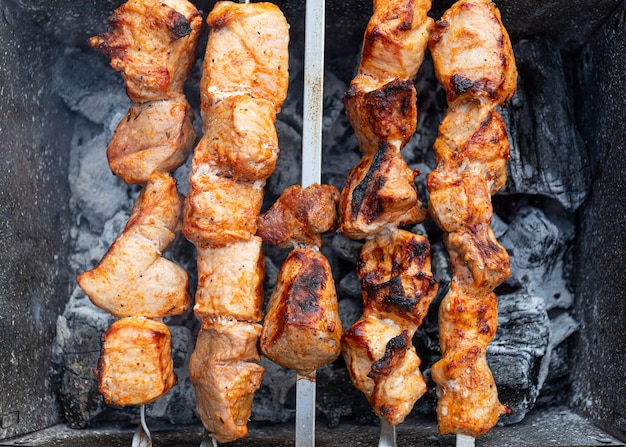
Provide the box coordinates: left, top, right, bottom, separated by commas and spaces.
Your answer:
0, 0, 625, 445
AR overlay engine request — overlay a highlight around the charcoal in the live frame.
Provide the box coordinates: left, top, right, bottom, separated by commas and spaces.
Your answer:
68, 129, 129, 233
503, 38, 590, 211
146, 325, 197, 425
489, 290, 550, 425
52, 50, 130, 131
266, 120, 302, 200
337, 270, 361, 301
337, 295, 362, 333
330, 234, 363, 265
253, 357, 296, 424
54, 290, 114, 428
500, 206, 575, 310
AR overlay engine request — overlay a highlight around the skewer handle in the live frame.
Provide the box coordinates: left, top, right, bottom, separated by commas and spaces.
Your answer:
301, 0, 325, 188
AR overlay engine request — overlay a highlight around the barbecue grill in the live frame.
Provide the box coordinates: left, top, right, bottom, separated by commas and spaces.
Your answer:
0, 0, 624, 445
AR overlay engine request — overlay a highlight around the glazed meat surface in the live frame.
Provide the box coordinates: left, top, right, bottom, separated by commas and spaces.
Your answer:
260, 246, 343, 373
256, 183, 340, 248
106, 95, 196, 184
89, 0, 202, 102
77, 173, 190, 318
96, 316, 176, 406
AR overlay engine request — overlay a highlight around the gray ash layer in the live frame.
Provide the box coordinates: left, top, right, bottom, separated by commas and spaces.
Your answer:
52, 36, 587, 429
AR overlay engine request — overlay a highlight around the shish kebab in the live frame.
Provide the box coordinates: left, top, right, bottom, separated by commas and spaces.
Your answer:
338, 0, 438, 445
426, 0, 518, 446
184, 1, 289, 444
257, 2, 335, 447
78, 0, 202, 444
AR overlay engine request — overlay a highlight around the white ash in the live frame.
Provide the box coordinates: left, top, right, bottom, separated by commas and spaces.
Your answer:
500, 206, 575, 310
52, 34, 587, 429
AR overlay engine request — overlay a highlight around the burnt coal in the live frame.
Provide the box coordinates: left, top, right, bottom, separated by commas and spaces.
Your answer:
503, 38, 590, 212
52, 32, 587, 430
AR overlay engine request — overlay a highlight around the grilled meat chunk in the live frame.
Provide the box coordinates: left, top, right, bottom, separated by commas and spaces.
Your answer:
106, 94, 196, 184
429, 0, 516, 105
89, 0, 202, 102
195, 237, 265, 324
77, 173, 190, 318
201, 95, 279, 182
256, 183, 340, 248
96, 316, 176, 406
358, 230, 438, 329
339, 142, 426, 240
200, 1, 289, 111
190, 319, 264, 443
260, 246, 343, 373
342, 315, 426, 426
184, 2, 290, 442
345, 0, 433, 154
183, 171, 264, 248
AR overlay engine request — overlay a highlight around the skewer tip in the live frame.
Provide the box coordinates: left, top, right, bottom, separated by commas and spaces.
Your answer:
456, 433, 475, 447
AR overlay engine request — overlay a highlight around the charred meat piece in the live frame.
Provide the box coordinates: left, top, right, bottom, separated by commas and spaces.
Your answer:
77, 173, 190, 318
339, 142, 426, 240
358, 229, 438, 329
342, 315, 427, 426
345, 0, 433, 154
345, 79, 417, 156
96, 316, 176, 406
89, 0, 202, 102
260, 246, 343, 374
339, 0, 434, 427
106, 94, 196, 184
429, 0, 517, 105
256, 183, 340, 248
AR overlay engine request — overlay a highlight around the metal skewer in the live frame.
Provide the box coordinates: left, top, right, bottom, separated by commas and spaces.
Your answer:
296, 1, 325, 446
131, 405, 152, 447
301, 0, 325, 189
378, 418, 397, 447
199, 434, 218, 447
456, 434, 475, 447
